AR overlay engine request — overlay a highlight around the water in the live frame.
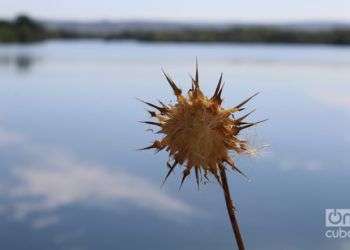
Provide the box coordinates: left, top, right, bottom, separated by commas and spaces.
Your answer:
0, 40, 349, 250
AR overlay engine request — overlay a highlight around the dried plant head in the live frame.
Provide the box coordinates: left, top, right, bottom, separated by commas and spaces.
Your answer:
140, 61, 266, 187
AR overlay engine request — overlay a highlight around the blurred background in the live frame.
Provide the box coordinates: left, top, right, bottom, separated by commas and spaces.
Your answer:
0, 1, 350, 250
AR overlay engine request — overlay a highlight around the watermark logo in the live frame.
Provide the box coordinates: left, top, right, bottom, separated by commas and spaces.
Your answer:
325, 209, 350, 239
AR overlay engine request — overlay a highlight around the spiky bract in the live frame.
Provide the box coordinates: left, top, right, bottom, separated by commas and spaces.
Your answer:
140, 63, 264, 187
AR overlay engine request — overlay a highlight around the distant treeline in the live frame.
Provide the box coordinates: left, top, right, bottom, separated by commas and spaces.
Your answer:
1, 15, 350, 45
108, 28, 350, 45
0, 16, 47, 42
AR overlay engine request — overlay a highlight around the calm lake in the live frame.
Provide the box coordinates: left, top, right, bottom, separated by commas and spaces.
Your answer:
0, 40, 349, 250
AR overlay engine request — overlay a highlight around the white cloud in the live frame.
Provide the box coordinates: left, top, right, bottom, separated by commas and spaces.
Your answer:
5, 153, 193, 222
32, 215, 60, 229
0, 128, 23, 147
263, 152, 326, 172
281, 158, 325, 171
310, 88, 350, 109
0, 125, 194, 228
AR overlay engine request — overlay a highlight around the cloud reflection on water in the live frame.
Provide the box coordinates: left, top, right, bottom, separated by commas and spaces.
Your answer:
0, 128, 24, 147
10, 155, 193, 219
0, 127, 193, 229
311, 87, 350, 109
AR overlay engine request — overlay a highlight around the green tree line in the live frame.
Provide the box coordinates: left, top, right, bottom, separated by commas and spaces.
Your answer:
108, 27, 350, 45
0, 15, 47, 42
1, 15, 350, 45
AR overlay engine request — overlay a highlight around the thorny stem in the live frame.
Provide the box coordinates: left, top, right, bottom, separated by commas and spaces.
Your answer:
219, 167, 246, 250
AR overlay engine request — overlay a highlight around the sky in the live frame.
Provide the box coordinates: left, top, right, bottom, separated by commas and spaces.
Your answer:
0, 0, 350, 22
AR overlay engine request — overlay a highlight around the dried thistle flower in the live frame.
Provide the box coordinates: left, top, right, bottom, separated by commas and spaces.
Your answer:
140, 62, 265, 186
140, 61, 265, 250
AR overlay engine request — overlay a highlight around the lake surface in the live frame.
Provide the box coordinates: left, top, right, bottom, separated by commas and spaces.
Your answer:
0, 40, 349, 250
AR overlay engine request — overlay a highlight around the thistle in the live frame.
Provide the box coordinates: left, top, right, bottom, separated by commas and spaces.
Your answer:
140, 61, 265, 250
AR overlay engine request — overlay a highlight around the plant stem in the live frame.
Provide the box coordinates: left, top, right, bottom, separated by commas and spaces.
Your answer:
219, 167, 246, 250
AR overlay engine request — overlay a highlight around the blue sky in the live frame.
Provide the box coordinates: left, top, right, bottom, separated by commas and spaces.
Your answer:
0, 0, 349, 22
